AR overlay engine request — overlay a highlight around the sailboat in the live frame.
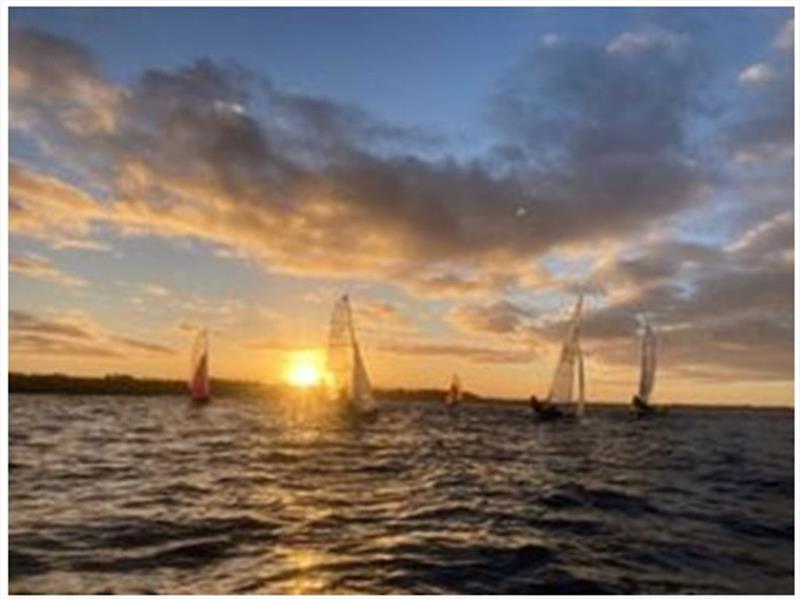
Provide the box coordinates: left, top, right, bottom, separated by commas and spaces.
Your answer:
530, 295, 586, 421
445, 373, 462, 407
631, 320, 658, 417
189, 328, 210, 402
326, 294, 377, 416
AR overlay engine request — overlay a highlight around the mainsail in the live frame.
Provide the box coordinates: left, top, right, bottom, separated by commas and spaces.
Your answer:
189, 328, 210, 400
546, 295, 585, 412
638, 321, 657, 404
327, 295, 376, 412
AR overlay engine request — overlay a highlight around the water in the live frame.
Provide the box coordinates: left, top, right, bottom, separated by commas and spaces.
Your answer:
9, 394, 794, 594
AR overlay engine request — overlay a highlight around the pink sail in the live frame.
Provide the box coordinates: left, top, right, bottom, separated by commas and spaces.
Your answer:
189, 329, 210, 400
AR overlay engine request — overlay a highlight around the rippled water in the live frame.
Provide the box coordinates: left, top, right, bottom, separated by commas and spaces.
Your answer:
9, 394, 794, 594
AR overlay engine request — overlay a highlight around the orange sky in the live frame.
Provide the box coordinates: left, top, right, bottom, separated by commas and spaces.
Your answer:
8, 9, 796, 407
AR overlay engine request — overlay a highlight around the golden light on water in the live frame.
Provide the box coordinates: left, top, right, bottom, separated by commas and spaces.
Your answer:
286, 351, 326, 388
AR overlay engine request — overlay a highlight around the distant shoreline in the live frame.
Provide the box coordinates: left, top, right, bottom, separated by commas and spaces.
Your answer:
8, 372, 792, 410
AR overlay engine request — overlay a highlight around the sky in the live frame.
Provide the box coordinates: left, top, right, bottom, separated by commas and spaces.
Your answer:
8, 7, 795, 405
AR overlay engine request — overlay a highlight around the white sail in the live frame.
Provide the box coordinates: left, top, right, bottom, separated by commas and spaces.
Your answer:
546, 295, 584, 409
327, 296, 353, 400
327, 295, 376, 413
638, 322, 657, 403
351, 341, 376, 411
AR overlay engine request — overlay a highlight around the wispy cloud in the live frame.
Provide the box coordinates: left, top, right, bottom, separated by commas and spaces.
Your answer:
738, 63, 775, 87
606, 25, 689, 55
774, 18, 794, 49
10, 309, 174, 358
377, 340, 534, 364
10, 253, 88, 287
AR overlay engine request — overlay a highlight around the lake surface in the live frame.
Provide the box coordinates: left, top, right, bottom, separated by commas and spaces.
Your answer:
9, 394, 795, 594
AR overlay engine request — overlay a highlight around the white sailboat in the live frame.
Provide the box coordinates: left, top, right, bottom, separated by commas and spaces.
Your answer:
326, 295, 377, 415
189, 328, 210, 401
446, 373, 462, 407
631, 320, 657, 416
531, 295, 586, 420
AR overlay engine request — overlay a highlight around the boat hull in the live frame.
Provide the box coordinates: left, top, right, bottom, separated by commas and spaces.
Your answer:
532, 403, 579, 422
630, 403, 666, 418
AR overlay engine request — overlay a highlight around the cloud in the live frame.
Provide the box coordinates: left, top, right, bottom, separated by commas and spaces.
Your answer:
606, 26, 689, 55
10, 253, 88, 287
727, 20, 794, 164
446, 208, 793, 383
141, 283, 170, 298
541, 33, 561, 47
10, 309, 94, 340
354, 299, 416, 334
10, 309, 174, 358
9, 27, 122, 142
377, 340, 534, 364
576, 222, 794, 380
491, 34, 709, 250
448, 300, 537, 335
738, 63, 775, 87
725, 210, 793, 262
11, 27, 713, 298
9, 161, 104, 247
774, 18, 794, 50
110, 334, 173, 355
587, 241, 724, 301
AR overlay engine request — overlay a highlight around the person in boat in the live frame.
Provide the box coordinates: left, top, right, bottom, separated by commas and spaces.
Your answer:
630, 394, 652, 414
530, 394, 564, 420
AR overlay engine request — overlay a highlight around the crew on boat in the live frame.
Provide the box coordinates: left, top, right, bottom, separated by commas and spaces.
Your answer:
530, 394, 564, 420
631, 394, 648, 411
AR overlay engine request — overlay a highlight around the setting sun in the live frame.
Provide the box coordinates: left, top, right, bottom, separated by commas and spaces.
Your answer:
286, 351, 326, 388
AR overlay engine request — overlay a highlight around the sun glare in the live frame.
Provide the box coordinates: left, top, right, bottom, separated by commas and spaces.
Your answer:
286, 351, 325, 388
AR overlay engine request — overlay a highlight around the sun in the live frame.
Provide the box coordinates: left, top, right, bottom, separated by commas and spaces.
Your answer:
286, 351, 325, 388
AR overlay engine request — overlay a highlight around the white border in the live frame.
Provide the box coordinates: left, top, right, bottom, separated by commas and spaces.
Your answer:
2, 2, 797, 598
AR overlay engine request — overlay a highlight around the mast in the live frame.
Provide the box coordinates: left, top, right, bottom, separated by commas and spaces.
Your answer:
577, 345, 585, 415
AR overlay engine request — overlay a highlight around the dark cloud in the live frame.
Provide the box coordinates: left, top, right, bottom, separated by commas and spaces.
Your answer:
448, 300, 537, 335
448, 212, 793, 382
10, 309, 93, 340
490, 35, 709, 239
10, 333, 123, 358
111, 335, 174, 355
11, 26, 715, 290
10, 309, 175, 358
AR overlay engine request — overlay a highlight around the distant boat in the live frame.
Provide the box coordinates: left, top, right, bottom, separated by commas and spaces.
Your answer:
530, 295, 585, 421
189, 328, 210, 402
446, 373, 462, 407
631, 320, 660, 417
326, 295, 377, 416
